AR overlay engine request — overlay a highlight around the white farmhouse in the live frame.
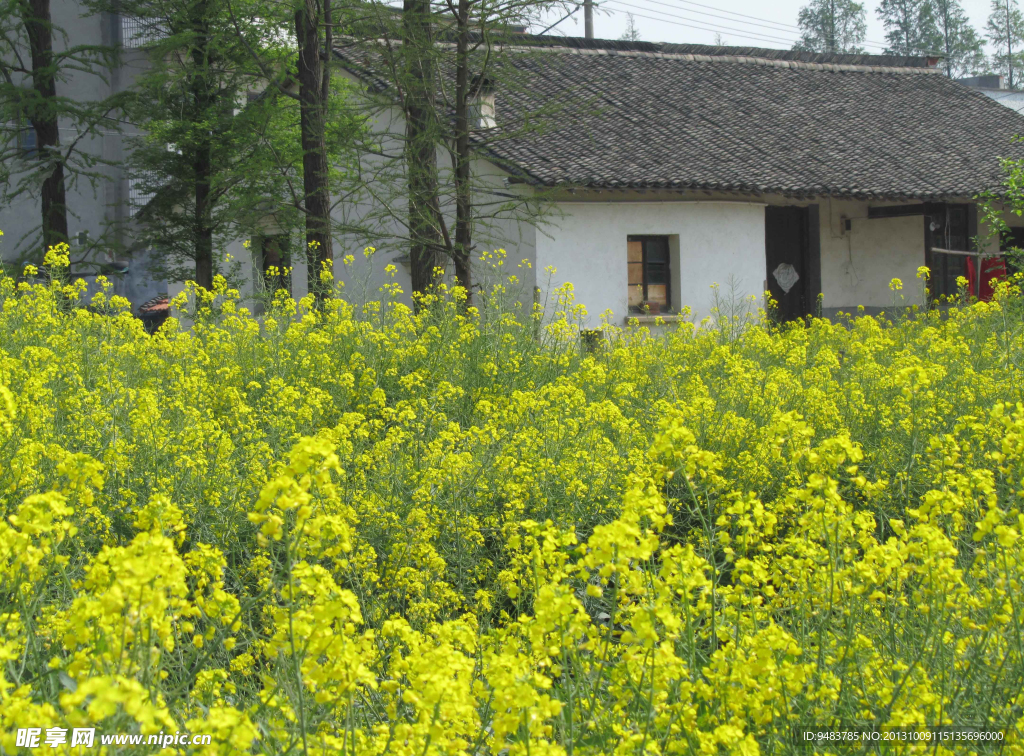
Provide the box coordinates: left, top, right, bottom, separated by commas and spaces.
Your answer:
335, 38, 1024, 326
6, 20, 1024, 327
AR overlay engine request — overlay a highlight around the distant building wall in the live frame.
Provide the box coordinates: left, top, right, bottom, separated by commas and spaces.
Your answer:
0, 1, 160, 307
959, 74, 1005, 89
330, 95, 539, 311
959, 75, 1024, 116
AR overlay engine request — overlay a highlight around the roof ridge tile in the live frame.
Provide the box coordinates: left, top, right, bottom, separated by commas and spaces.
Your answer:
506, 44, 941, 73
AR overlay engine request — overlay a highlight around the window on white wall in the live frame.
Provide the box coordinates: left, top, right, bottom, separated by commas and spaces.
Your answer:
19, 123, 38, 159
120, 15, 168, 48
10, 112, 38, 159
627, 235, 670, 313
128, 173, 159, 216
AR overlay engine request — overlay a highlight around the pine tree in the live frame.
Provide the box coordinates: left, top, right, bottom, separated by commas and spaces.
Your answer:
349, 1, 571, 297
877, 0, 939, 55
934, 0, 986, 77
988, 0, 1024, 88
794, 0, 867, 54
292, 0, 335, 290
113, 0, 301, 288
398, 0, 445, 295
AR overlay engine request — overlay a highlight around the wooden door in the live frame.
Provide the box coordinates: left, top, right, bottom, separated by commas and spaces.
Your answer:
765, 206, 810, 321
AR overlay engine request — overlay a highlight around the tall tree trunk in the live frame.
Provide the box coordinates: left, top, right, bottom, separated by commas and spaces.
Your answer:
295, 0, 333, 296
1009, 1, 1016, 89
194, 138, 214, 289
24, 0, 68, 254
403, 0, 443, 295
941, 3, 952, 77
452, 0, 472, 299
828, 0, 837, 52
191, 4, 214, 289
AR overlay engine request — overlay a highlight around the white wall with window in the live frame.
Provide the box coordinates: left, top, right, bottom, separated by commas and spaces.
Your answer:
535, 200, 766, 327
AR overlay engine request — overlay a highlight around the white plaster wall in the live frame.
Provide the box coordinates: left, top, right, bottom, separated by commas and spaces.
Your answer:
818, 199, 927, 309
535, 201, 766, 327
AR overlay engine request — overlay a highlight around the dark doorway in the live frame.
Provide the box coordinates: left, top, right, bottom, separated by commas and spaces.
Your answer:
765, 206, 817, 321
1002, 226, 1024, 275
257, 234, 292, 295
924, 204, 971, 299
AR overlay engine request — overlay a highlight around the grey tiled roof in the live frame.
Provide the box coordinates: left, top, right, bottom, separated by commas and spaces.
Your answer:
486, 43, 1024, 199
339, 37, 1024, 199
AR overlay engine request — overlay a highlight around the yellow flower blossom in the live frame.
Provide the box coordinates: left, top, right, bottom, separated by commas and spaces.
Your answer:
0, 242, 1021, 751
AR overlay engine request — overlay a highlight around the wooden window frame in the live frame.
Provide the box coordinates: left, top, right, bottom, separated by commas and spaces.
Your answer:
627, 235, 671, 313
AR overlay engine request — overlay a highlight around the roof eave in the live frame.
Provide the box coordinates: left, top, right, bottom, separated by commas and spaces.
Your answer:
528, 180, 993, 203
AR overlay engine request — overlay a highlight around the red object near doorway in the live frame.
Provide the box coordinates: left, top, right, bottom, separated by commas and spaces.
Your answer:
966, 256, 1008, 301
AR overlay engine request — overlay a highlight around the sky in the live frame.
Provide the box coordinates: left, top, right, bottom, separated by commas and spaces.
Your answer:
531, 0, 996, 57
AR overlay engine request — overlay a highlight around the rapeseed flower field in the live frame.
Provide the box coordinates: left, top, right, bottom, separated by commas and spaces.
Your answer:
1, 244, 1023, 754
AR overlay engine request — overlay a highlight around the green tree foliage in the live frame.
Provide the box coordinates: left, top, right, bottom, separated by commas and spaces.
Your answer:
976, 138, 1024, 272
0, 0, 124, 261
794, 0, 867, 54
620, 13, 641, 42
987, 0, 1024, 88
114, 0, 362, 292
115, 0, 282, 289
224, 0, 365, 299
877, 0, 938, 55
933, 0, 987, 77
347, 0, 569, 297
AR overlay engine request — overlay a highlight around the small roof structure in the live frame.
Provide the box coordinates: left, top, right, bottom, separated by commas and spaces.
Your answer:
338, 36, 1024, 201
